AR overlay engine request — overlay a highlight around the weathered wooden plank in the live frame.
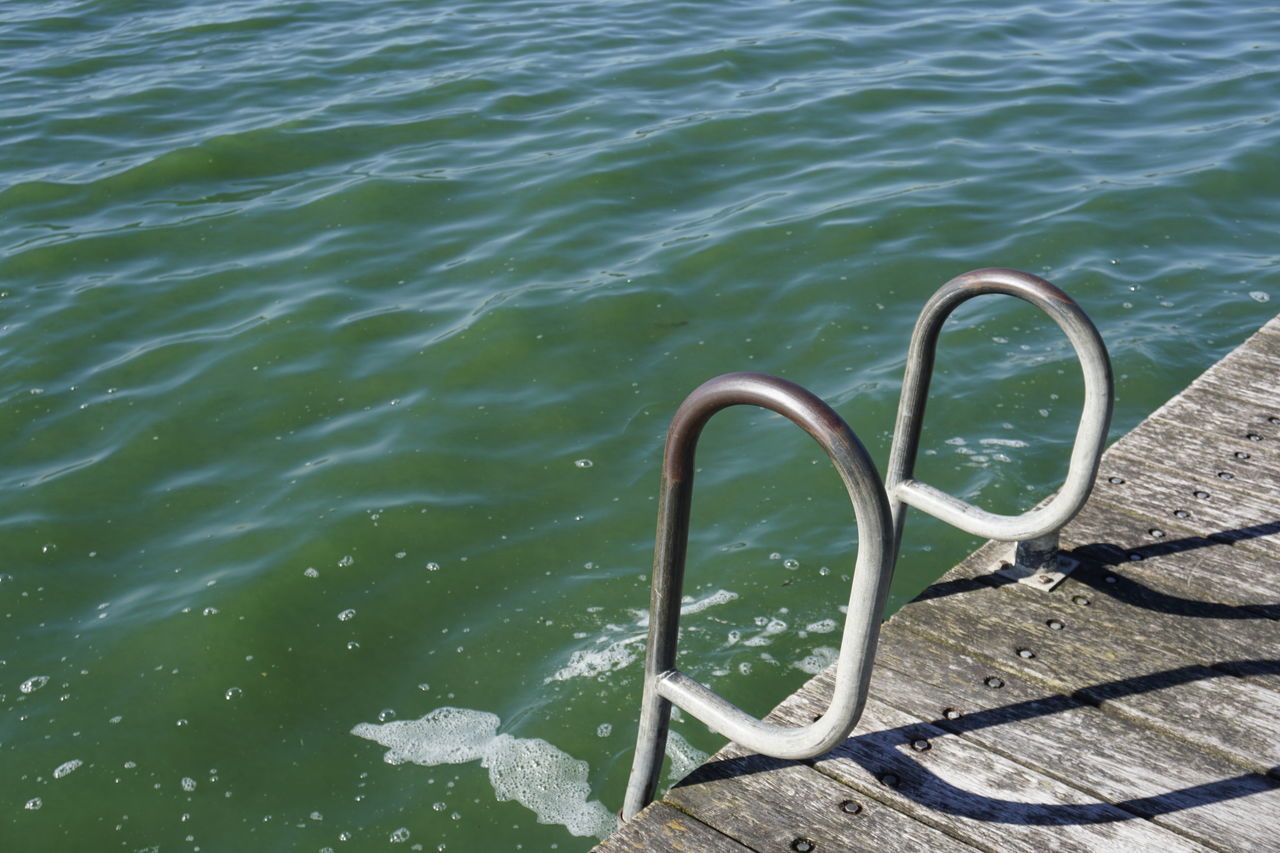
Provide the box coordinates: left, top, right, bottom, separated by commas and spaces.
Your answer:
1111, 412, 1280, 484
938, 535, 1280, 694
1117, 409, 1280, 483
593, 802, 751, 853
664, 745, 980, 853
864, 627, 1280, 852
1063, 497, 1280, 614
889, 575, 1280, 774
1089, 450, 1280, 559
763, 691, 1213, 852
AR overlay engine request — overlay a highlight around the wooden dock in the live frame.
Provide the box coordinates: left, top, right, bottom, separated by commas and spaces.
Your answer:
595, 315, 1280, 852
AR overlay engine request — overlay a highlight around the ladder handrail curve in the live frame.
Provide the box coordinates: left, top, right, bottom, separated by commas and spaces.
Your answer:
885, 268, 1114, 545
621, 371, 894, 821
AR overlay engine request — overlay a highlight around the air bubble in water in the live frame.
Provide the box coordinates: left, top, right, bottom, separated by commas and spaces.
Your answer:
338, 555, 354, 567
181, 777, 197, 792
574, 459, 593, 469
20, 675, 49, 694
347, 641, 360, 650
596, 723, 612, 737
1250, 291, 1270, 303
390, 828, 411, 843
378, 708, 396, 722
202, 607, 219, 616
24, 797, 42, 810
426, 562, 441, 572
783, 559, 799, 570
225, 687, 243, 701
338, 609, 356, 622
304, 568, 319, 578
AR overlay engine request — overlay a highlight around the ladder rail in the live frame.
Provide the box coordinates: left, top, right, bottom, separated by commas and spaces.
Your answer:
619, 269, 1113, 820
885, 267, 1114, 562
621, 372, 894, 821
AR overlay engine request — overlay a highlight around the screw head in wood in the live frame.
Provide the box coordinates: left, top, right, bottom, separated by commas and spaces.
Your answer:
839, 800, 862, 815
984, 676, 1004, 688
791, 839, 816, 852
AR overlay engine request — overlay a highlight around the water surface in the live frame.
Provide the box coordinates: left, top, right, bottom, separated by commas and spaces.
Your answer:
2, 1, 1277, 850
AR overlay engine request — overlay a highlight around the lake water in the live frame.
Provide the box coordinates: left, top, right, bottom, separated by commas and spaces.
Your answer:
2, 1, 1277, 850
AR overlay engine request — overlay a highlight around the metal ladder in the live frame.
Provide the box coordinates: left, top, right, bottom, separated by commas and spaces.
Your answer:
621, 268, 1113, 820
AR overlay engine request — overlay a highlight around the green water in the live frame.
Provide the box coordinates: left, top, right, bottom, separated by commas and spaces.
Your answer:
2, 1, 1277, 850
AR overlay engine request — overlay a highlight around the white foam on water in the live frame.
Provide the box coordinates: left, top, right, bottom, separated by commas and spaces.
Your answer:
53, 759, 82, 779
544, 634, 644, 684
804, 618, 838, 634
793, 646, 838, 675
680, 588, 738, 615
635, 588, 738, 627
19, 675, 49, 694
743, 617, 787, 647
483, 733, 615, 838
351, 707, 499, 766
979, 437, 1029, 448
664, 730, 709, 782
352, 706, 615, 839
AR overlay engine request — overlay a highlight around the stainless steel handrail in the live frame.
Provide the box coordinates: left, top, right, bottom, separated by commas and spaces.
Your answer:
619, 269, 1112, 821
620, 372, 894, 821
885, 268, 1114, 566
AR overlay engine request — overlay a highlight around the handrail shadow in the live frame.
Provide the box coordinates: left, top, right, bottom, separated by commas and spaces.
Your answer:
909, 519, 1280, 620
672, 657, 1280, 826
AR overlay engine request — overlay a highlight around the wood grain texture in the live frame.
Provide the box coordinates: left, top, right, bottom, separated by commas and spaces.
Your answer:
593, 802, 750, 852
665, 744, 981, 853
1061, 497, 1280, 613
889, 573, 1280, 774
868, 627, 1280, 852
767, 690, 1213, 853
